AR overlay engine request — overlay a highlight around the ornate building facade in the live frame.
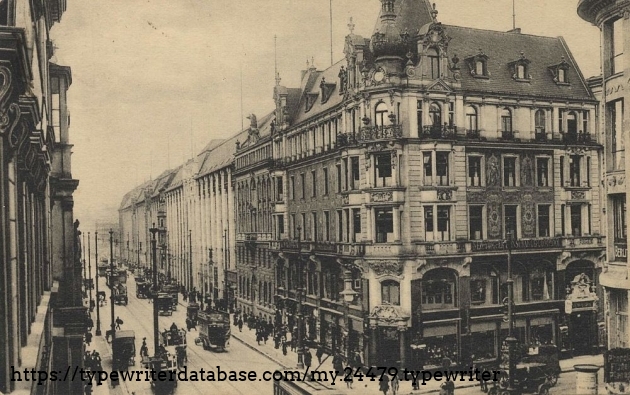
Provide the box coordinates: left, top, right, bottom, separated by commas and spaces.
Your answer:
578, 0, 630, 350
267, 0, 605, 369
0, 1, 83, 393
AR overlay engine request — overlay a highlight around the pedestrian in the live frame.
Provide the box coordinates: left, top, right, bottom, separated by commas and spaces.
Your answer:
282, 338, 288, 356
315, 345, 324, 365
391, 373, 400, 395
345, 368, 353, 389
85, 332, 92, 346
238, 317, 243, 332
379, 374, 390, 395
304, 348, 312, 369
115, 316, 123, 330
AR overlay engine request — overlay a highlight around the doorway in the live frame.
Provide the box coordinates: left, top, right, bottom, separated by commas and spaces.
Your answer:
570, 312, 594, 355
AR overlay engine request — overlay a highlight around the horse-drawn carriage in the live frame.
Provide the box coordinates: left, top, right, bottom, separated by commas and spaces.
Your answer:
113, 283, 128, 305
488, 344, 560, 395
112, 330, 136, 371
156, 293, 173, 316
186, 302, 200, 331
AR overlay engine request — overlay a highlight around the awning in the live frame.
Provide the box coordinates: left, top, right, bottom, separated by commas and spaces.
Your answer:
599, 266, 630, 290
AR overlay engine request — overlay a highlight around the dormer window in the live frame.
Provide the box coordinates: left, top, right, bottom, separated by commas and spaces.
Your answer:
509, 51, 531, 82
548, 57, 570, 85
320, 77, 336, 104
465, 49, 489, 79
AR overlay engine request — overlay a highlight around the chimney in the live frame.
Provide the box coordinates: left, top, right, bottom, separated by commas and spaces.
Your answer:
507, 28, 521, 34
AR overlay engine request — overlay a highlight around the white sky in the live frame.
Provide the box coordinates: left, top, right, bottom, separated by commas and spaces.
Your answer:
50, 0, 600, 229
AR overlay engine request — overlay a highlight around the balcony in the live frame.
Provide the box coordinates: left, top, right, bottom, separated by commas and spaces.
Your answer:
336, 132, 359, 147
357, 125, 403, 142
421, 125, 456, 139
562, 131, 592, 144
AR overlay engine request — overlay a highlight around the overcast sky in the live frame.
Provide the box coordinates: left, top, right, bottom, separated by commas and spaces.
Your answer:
51, 0, 600, 230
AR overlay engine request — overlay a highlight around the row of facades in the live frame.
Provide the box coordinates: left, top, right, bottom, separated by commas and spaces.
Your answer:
0, 1, 85, 394
120, 0, 628, 371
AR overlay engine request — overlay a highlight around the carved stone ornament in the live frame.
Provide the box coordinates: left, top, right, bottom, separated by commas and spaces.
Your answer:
369, 304, 409, 325
571, 191, 586, 200
437, 190, 452, 200
486, 153, 500, 186
369, 260, 404, 277
566, 272, 598, 301
371, 191, 393, 202
342, 195, 349, 205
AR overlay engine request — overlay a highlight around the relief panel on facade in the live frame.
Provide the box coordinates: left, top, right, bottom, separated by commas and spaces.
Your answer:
521, 154, 534, 187
521, 196, 536, 238
487, 201, 502, 239
486, 153, 500, 187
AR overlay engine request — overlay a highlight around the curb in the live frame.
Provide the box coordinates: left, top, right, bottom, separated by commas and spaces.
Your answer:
231, 331, 291, 370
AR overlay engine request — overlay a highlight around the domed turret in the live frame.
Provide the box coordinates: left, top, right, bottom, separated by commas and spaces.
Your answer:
371, 0, 408, 61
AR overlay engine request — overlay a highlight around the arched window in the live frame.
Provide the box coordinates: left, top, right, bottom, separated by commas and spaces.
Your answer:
517, 64, 526, 79
535, 109, 546, 136
375, 102, 388, 127
567, 111, 577, 136
427, 48, 440, 79
422, 268, 457, 309
429, 102, 442, 126
466, 106, 478, 132
501, 108, 512, 134
381, 280, 400, 305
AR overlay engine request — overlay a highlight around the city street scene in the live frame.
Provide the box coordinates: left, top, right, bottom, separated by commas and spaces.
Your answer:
1, 0, 629, 394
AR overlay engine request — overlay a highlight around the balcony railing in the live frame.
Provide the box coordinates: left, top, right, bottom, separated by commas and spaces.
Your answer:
357, 125, 403, 142
421, 125, 456, 139
562, 131, 592, 144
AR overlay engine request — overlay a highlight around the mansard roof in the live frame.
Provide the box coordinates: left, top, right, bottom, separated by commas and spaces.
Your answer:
445, 25, 593, 100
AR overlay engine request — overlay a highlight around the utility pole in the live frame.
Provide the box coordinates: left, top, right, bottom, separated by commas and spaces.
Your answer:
296, 226, 304, 369
95, 232, 101, 336
505, 230, 517, 392
109, 230, 116, 337
150, 225, 160, 355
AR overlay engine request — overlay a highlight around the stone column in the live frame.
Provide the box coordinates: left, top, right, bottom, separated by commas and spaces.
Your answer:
398, 325, 408, 370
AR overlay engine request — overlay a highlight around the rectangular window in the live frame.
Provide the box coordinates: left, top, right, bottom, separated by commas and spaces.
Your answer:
276, 176, 284, 201
610, 100, 625, 170
436, 152, 449, 186
291, 213, 296, 237
290, 176, 295, 200
375, 152, 393, 187
343, 158, 348, 190
417, 100, 423, 131
505, 205, 518, 238
51, 93, 61, 142
503, 157, 517, 187
311, 170, 317, 197
469, 205, 483, 240
538, 205, 551, 237
337, 210, 343, 241
312, 212, 318, 241
468, 156, 482, 186
351, 156, 360, 189
425, 206, 434, 239
613, 195, 627, 242
324, 211, 330, 241
423, 152, 433, 184
336, 164, 342, 193
560, 156, 565, 186
301, 213, 307, 237
437, 206, 451, 241
613, 18, 625, 74
352, 208, 361, 242
570, 205, 582, 236
536, 158, 549, 187
323, 168, 329, 195
587, 156, 591, 187
569, 155, 581, 187
300, 173, 306, 199
375, 208, 394, 243
559, 109, 565, 133
278, 215, 285, 237
583, 110, 589, 134
561, 204, 566, 235
448, 102, 455, 127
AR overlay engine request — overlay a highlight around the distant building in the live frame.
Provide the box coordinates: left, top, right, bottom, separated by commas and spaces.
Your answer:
578, 0, 630, 350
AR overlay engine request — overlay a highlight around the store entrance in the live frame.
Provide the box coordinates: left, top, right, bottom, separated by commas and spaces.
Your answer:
570, 312, 594, 355
379, 327, 399, 368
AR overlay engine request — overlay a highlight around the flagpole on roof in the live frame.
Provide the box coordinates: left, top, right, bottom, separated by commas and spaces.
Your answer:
329, 0, 333, 66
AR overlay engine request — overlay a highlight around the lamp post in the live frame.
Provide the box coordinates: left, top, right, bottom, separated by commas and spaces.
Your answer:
149, 225, 160, 355
340, 270, 358, 361
505, 229, 517, 393
296, 226, 304, 369
95, 232, 102, 336
109, 230, 116, 336
88, 232, 93, 313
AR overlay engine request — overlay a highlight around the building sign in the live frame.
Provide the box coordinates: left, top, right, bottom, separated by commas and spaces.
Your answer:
471, 237, 562, 252
605, 348, 630, 383
572, 301, 594, 310
227, 270, 237, 284
615, 243, 627, 262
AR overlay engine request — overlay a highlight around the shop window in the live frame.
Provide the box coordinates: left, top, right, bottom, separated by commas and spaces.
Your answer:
536, 157, 549, 187
381, 280, 400, 305
538, 205, 551, 237
503, 156, 517, 187
613, 195, 627, 242
468, 155, 482, 186
375, 208, 393, 243
610, 100, 625, 170
423, 335, 458, 368
350, 156, 360, 190
423, 152, 433, 184
529, 267, 553, 301
436, 152, 449, 186
469, 205, 484, 240
530, 323, 555, 346
472, 331, 497, 360
422, 269, 456, 309
570, 204, 582, 236
612, 289, 628, 348
375, 152, 393, 187
504, 205, 518, 239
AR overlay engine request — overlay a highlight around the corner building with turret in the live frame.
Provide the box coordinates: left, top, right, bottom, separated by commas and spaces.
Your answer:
248, 0, 608, 370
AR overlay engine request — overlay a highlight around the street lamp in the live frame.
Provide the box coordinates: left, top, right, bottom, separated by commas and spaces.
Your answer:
504, 229, 517, 393
109, 230, 116, 337
94, 232, 102, 336
296, 226, 304, 369
340, 270, 358, 360
149, 224, 160, 355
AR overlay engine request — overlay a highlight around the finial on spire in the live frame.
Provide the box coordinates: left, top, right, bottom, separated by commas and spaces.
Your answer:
431, 2, 438, 22
275, 72, 281, 86
348, 17, 355, 34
